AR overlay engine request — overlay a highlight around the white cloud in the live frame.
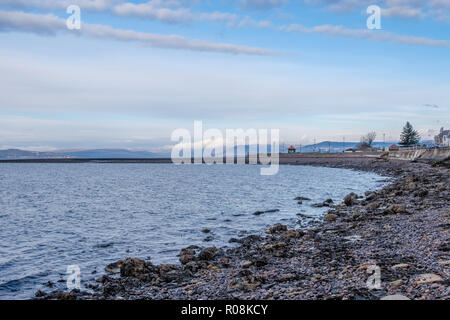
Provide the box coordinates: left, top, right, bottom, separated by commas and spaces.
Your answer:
303, 0, 450, 22
0, 10, 276, 55
239, 0, 289, 10
0, 0, 119, 11
281, 23, 450, 47
113, 1, 239, 25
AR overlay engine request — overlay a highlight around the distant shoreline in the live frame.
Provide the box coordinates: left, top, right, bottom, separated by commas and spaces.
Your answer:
0, 152, 382, 164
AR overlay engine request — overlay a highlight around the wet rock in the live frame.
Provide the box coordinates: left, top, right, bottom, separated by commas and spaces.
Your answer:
198, 246, 222, 261
324, 213, 338, 222
344, 193, 358, 206
294, 196, 311, 201
35, 290, 46, 298
105, 261, 122, 274
201, 228, 211, 233
365, 192, 377, 201
179, 246, 199, 265
280, 229, 303, 240
253, 209, 280, 216
312, 199, 334, 208
117, 258, 156, 278
312, 203, 326, 208
94, 242, 114, 249
266, 223, 287, 234
203, 235, 214, 242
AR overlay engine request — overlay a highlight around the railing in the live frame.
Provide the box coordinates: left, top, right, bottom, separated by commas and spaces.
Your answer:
394, 146, 450, 152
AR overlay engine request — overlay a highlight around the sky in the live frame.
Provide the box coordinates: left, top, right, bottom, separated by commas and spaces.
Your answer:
0, 0, 449, 151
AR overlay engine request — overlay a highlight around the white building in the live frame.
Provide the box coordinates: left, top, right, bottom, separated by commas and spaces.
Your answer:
434, 127, 450, 147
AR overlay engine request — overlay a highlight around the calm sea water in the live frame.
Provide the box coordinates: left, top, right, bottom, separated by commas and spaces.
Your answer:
0, 163, 387, 299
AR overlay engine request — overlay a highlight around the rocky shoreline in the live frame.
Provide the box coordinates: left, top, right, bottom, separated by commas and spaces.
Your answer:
37, 157, 450, 300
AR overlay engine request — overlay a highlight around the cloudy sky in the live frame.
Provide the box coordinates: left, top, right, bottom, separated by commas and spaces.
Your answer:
0, 0, 449, 151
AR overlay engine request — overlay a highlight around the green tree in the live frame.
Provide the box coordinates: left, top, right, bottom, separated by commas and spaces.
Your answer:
399, 122, 420, 146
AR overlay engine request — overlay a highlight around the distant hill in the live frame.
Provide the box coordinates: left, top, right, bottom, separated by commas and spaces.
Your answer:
0, 140, 436, 160
0, 149, 169, 160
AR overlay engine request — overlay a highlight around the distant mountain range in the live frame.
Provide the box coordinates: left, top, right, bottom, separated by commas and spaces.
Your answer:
0, 140, 436, 160
0, 149, 169, 160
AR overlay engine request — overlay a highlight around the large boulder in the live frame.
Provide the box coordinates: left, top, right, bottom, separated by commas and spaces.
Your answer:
344, 193, 359, 206
179, 246, 199, 264
198, 246, 222, 261
266, 223, 287, 234
121, 258, 156, 277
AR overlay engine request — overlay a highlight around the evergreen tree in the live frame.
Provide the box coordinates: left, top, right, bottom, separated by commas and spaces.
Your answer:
399, 122, 420, 146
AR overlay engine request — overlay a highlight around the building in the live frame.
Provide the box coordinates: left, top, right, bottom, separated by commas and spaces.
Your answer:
288, 145, 296, 154
434, 127, 450, 147
388, 144, 400, 151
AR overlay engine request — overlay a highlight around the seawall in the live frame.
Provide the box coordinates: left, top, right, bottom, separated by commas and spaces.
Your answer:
388, 148, 450, 161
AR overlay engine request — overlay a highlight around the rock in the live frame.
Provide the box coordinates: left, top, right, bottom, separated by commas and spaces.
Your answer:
365, 192, 377, 201
239, 269, 252, 277
380, 295, 410, 300
203, 235, 214, 242
294, 196, 311, 201
407, 182, 417, 191
389, 280, 403, 287
119, 258, 155, 277
384, 205, 407, 214
253, 209, 280, 216
414, 189, 429, 198
367, 202, 380, 210
312, 203, 325, 208
179, 247, 197, 265
198, 246, 222, 261
438, 260, 450, 266
266, 223, 287, 234
392, 263, 410, 270
201, 228, 211, 233
280, 229, 303, 240
254, 258, 268, 268
277, 273, 297, 282
344, 193, 358, 206
158, 264, 180, 282
312, 199, 334, 208
324, 213, 338, 222
35, 290, 46, 298
105, 261, 122, 274
158, 264, 177, 275
241, 260, 253, 268
242, 280, 261, 291
414, 273, 444, 285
